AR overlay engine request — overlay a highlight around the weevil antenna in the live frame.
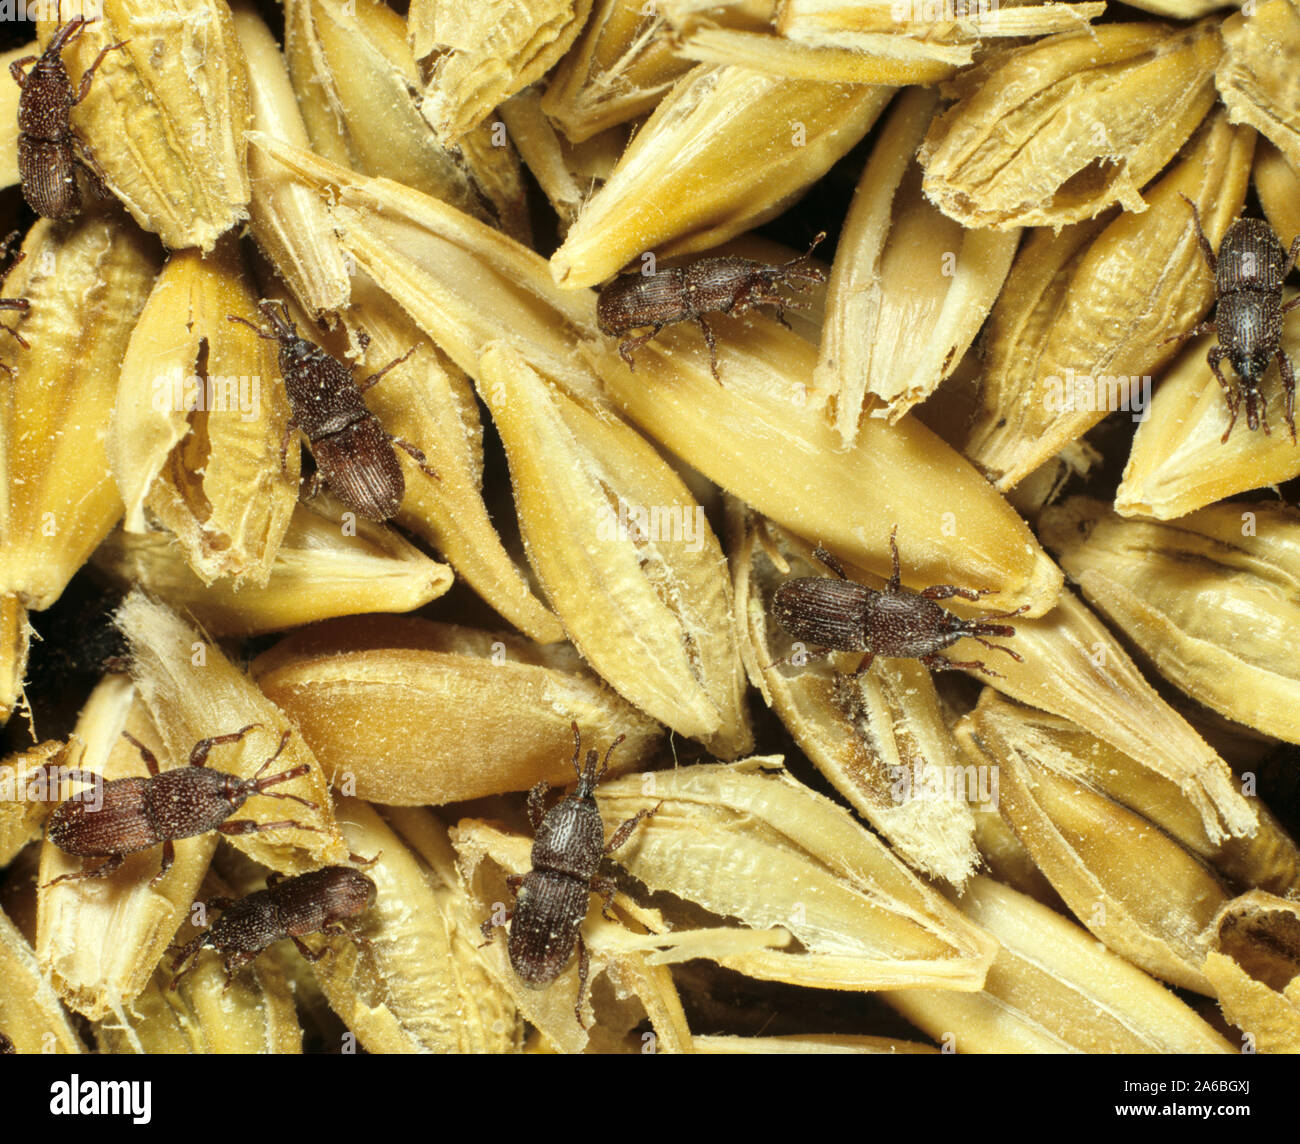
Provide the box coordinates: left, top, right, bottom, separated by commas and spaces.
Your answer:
596, 734, 627, 784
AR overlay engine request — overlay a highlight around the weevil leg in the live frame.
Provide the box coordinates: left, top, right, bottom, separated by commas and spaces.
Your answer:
8, 56, 35, 87
227, 313, 281, 343
278, 418, 298, 476
121, 730, 161, 777
43, 853, 125, 888
1253, 384, 1269, 436
970, 636, 1024, 662
920, 584, 987, 602
605, 803, 660, 855
73, 39, 128, 105
0, 321, 29, 350
189, 724, 261, 768
291, 935, 329, 963
526, 780, 549, 832
391, 436, 441, 482
221, 951, 256, 991
617, 326, 663, 369
574, 934, 591, 1030
149, 838, 175, 886
1208, 346, 1240, 443
922, 653, 1001, 679
356, 346, 417, 393
1278, 349, 1297, 444
695, 314, 720, 382
812, 545, 848, 580
1179, 193, 1217, 273
593, 875, 619, 922
168, 933, 208, 985
216, 818, 322, 838
1282, 234, 1300, 280
1159, 319, 1215, 350
249, 729, 293, 782
326, 920, 373, 949
886, 525, 901, 591
849, 652, 876, 679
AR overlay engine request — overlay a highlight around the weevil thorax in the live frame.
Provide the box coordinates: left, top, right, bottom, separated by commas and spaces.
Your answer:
143, 766, 247, 842
862, 590, 956, 659
209, 890, 283, 955
18, 23, 81, 139
683, 256, 764, 314
531, 751, 606, 883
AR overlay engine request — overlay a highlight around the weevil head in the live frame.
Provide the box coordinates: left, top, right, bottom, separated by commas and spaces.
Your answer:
773, 231, 828, 289
568, 723, 627, 800
257, 298, 297, 341
1227, 349, 1269, 431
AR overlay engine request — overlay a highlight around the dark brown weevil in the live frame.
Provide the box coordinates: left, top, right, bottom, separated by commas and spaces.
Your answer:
597, 233, 827, 380
228, 299, 439, 521
480, 723, 659, 1027
42, 724, 319, 886
169, 866, 377, 989
10, 7, 127, 220
0, 1032, 14, 1054
1164, 195, 1300, 444
771, 527, 1027, 678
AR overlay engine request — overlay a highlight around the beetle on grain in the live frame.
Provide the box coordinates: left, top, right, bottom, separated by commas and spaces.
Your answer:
1163, 194, 1300, 444
0, 1032, 14, 1054
10, 6, 127, 220
43, 723, 319, 886
597, 233, 827, 381
771, 527, 1027, 678
480, 723, 659, 1027
228, 299, 440, 522
170, 866, 377, 988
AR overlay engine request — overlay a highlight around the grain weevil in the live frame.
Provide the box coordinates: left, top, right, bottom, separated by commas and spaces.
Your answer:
480, 723, 659, 1028
771, 527, 1027, 678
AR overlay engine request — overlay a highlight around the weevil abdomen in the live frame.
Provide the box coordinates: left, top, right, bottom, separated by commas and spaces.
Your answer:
508, 871, 590, 987
46, 777, 153, 856
311, 418, 406, 522
770, 577, 872, 652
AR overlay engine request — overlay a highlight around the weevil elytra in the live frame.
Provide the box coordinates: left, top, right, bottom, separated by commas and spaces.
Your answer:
10, 5, 126, 220
771, 527, 1027, 678
43, 724, 320, 886
597, 233, 827, 380
170, 866, 377, 989
1164, 195, 1300, 444
480, 723, 659, 1028
228, 300, 439, 522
